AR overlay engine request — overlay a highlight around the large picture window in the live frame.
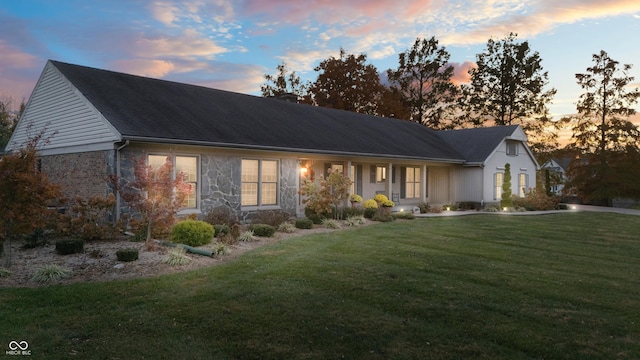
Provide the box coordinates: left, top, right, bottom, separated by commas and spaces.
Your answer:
242, 159, 278, 206
148, 154, 198, 209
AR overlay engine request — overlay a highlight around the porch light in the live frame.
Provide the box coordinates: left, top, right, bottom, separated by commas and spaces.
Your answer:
300, 167, 308, 176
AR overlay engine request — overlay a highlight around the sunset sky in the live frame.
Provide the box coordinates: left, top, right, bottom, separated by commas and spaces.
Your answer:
1, 0, 639, 119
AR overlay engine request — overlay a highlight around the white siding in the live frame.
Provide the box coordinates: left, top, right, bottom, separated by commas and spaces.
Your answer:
429, 166, 450, 204
7, 61, 120, 155
484, 139, 537, 202
450, 167, 483, 202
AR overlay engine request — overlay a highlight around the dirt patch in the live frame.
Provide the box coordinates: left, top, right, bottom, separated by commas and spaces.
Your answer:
0, 223, 371, 288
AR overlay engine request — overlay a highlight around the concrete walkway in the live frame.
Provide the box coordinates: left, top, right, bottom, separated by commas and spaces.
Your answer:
414, 204, 640, 218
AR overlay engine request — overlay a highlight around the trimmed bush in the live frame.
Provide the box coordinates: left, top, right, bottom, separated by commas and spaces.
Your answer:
203, 206, 239, 227
55, 239, 85, 255
252, 210, 292, 227
171, 220, 214, 247
213, 224, 230, 237
295, 218, 314, 229
249, 224, 276, 237
116, 248, 139, 262
304, 207, 327, 224
341, 206, 364, 219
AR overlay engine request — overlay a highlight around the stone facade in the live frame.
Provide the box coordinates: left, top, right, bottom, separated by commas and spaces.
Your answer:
40, 150, 113, 201
117, 148, 300, 222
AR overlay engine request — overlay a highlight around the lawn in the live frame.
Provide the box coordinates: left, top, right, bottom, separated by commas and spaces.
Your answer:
1, 212, 639, 359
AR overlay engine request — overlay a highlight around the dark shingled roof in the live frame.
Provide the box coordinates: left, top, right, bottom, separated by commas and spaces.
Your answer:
437, 125, 520, 164
51, 60, 465, 162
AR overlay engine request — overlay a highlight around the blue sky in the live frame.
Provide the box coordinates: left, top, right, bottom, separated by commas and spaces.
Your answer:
1, 0, 639, 119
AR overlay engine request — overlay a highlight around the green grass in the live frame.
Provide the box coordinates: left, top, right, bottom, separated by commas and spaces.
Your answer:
1, 213, 639, 359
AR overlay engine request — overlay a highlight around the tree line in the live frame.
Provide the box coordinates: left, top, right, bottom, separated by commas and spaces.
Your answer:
261, 34, 640, 205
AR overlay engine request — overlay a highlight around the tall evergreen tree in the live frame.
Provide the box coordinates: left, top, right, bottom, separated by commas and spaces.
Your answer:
566, 50, 640, 204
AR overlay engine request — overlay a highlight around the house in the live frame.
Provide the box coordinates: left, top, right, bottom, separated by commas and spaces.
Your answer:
7, 60, 539, 220
541, 158, 569, 196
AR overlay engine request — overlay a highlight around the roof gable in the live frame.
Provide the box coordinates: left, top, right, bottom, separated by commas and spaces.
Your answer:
50, 60, 465, 162
7, 61, 121, 154
437, 125, 521, 164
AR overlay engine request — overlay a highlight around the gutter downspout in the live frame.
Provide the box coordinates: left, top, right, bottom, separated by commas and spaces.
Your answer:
115, 140, 129, 221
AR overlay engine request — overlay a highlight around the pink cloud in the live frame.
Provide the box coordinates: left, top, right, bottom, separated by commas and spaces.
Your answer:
111, 59, 176, 78
134, 29, 227, 58
450, 61, 476, 85
0, 40, 40, 104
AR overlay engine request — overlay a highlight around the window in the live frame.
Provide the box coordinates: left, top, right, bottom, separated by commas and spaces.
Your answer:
494, 172, 503, 200
376, 165, 387, 182
506, 141, 518, 156
242, 159, 278, 207
148, 154, 198, 209
518, 173, 529, 197
405, 167, 421, 198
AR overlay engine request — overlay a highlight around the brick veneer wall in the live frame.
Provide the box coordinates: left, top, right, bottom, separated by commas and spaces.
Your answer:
40, 150, 113, 201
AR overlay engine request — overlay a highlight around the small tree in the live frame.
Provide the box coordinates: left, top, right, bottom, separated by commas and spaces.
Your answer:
110, 156, 192, 250
0, 129, 62, 267
501, 163, 513, 208
260, 61, 309, 100
299, 169, 352, 220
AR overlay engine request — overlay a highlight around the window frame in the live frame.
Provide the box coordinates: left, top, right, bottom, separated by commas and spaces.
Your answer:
506, 141, 519, 156
241, 158, 279, 208
494, 172, 504, 200
518, 173, 529, 198
376, 165, 387, 183
405, 166, 421, 199
147, 154, 199, 211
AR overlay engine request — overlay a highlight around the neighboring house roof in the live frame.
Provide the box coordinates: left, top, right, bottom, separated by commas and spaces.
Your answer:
48, 60, 465, 162
437, 125, 521, 164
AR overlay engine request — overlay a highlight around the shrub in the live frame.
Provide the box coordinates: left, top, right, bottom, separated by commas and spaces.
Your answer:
363, 199, 378, 209
372, 209, 395, 222
341, 207, 364, 219
364, 207, 377, 219
295, 218, 314, 229
513, 190, 560, 211
392, 211, 416, 220
252, 210, 292, 227
67, 195, 117, 240
116, 248, 139, 262
304, 206, 328, 224
249, 224, 276, 237
170, 220, 214, 247
163, 247, 190, 266
428, 205, 443, 213
417, 202, 430, 213
31, 264, 71, 282
55, 239, 85, 255
322, 219, 342, 229
373, 193, 389, 203
202, 206, 239, 227
345, 215, 366, 227
239, 230, 257, 242
277, 222, 296, 233
214, 224, 230, 237
211, 242, 230, 256
0, 268, 12, 278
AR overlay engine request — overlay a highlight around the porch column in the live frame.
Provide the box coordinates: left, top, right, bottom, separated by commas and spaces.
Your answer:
385, 162, 393, 198
421, 164, 428, 203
